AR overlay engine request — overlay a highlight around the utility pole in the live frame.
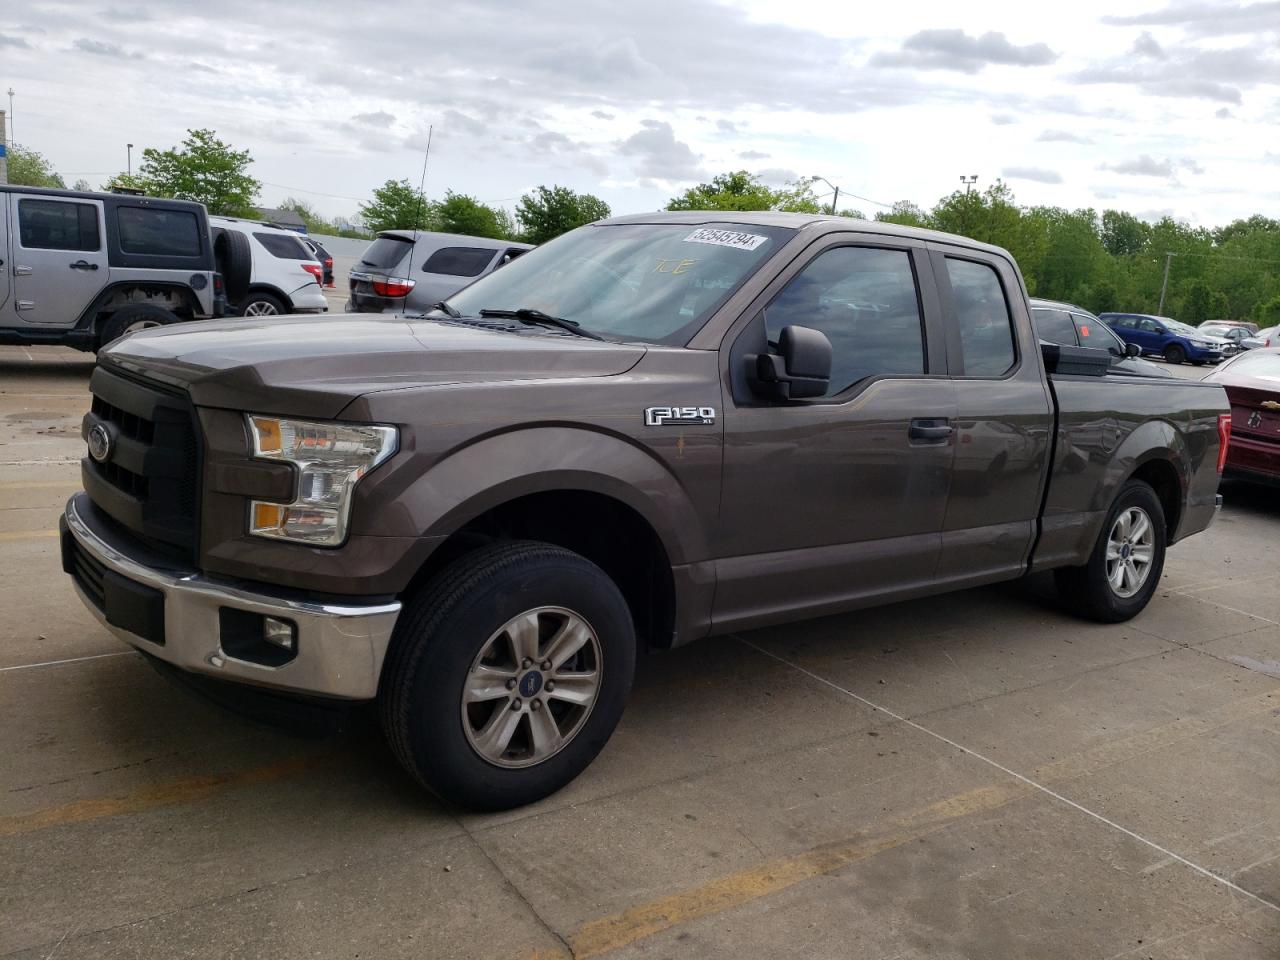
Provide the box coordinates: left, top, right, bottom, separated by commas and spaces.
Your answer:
810, 175, 841, 215
6, 89, 12, 143
127, 143, 133, 177
1157, 252, 1174, 315
959, 175, 978, 234
0, 110, 7, 185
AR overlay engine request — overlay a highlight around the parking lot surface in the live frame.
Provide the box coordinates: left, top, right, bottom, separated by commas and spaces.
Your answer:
1, 344, 1277, 959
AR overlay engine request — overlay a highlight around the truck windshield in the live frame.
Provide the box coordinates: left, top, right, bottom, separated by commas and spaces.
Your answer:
444, 222, 795, 344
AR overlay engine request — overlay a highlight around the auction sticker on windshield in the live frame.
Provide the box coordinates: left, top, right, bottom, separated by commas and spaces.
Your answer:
683, 228, 769, 251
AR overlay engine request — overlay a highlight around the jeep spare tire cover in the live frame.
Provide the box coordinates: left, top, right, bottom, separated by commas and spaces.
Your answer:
213, 228, 252, 303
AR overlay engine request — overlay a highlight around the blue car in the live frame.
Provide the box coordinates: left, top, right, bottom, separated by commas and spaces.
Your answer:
1099, 312, 1229, 366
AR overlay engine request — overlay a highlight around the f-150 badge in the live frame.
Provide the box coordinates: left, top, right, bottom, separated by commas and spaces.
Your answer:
644, 406, 716, 426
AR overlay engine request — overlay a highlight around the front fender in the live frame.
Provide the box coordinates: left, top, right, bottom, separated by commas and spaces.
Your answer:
372, 426, 710, 566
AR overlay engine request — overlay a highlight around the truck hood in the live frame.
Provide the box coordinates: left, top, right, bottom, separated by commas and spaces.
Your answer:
98, 314, 648, 418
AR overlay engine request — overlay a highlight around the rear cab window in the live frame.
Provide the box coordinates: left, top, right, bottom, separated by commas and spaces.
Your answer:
253, 232, 310, 260
945, 258, 1016, 377
18, 198, 100, 251
422, 247, 499, 278
118, 207, 201, 256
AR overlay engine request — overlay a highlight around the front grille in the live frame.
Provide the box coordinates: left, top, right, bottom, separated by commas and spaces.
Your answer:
68, 534, 107, 612
82, 367, 201, 562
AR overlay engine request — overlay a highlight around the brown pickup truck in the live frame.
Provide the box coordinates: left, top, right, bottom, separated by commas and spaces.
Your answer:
61, 213, 1230, 809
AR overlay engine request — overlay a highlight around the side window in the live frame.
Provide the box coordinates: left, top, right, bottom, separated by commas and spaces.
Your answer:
1138, 318, 1161, 333
763, 246, 925, 397
423, 246, 498, 278
253, 232, 310, 260
18, 199, 100, 252
1070, 313, 1109, 351
118, 207, 201, 256
945, 258, 1016, 377
1109, 316, 1135, 330
1031, 308, 1077, 346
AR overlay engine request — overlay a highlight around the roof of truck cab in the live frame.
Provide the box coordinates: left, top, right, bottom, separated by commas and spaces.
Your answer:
598, 210, 1014, 259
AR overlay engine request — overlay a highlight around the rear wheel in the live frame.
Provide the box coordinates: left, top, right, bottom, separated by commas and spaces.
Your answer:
380, 541, 636, 810
238, 292, 286, 317
1055, 479, 1166, 623
96, 303, 178, 351
1163, 344, 1186, 365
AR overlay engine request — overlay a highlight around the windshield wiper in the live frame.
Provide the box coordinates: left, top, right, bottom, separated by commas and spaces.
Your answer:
432, 300, 461, 318
478, 307, 603, 341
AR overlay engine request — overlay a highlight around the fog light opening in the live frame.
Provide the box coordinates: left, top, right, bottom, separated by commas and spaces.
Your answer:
263, 616, 296, 651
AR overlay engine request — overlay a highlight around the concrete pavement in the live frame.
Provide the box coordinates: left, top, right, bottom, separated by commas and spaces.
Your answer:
1, 344, 1276, 959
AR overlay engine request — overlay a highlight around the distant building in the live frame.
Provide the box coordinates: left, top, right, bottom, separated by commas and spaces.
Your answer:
255, 207, 308, 233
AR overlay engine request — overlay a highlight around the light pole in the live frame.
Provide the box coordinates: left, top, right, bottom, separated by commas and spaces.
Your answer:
960, 174, 978, 194
811, 175, 840, 215
6, 88, 13, 144
127, 143, 133, 177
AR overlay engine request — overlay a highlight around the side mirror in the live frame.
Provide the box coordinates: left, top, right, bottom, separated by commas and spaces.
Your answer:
747, 325, 832, 400
1126, 342, 1141, 358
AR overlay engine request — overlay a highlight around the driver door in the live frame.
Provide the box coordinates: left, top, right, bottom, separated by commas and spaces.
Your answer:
713, 236, 956, 632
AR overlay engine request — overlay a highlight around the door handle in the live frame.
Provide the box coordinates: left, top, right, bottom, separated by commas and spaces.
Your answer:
909, 418, 953, 443
14, 265, 32, 276
69, 260, 99, 271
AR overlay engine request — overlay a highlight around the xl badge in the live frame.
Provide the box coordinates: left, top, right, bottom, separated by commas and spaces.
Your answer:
644, 406, 716, 427
87, 423, 113, 463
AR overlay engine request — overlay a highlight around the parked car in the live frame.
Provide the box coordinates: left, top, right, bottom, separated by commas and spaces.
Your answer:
1241, 325, 1280, 350
62, 213, 1229, 810
0, 185, 231, 352
1199, 319, 1257, 335
347, 230, 532, 314
1203, 348, 1280, 483
1196, 322, 1248, 354
1030, 298, 1173, 377
209, 216, 328, 317
1100, 312, 1230, 365
299, 237, 334, 287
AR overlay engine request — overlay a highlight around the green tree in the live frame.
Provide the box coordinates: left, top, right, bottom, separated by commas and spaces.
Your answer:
6, 144, 65, 188
360, 179, 431, 233
1100, 210, 1149, 257
875, 201, 931, 228
139, 129, 259, 216
1182, 280, 1226, 324
102, 172, 147, 194
278, 197, 329, 233
516, 185, 610, 244
1257, 295, 1280, 327
434, 190, 508, 239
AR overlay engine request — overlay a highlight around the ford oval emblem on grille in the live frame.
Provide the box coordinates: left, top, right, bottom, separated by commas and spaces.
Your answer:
87, 423, 112, 463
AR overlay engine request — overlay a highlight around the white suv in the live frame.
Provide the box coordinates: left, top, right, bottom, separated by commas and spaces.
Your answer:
209, 216, 328, 317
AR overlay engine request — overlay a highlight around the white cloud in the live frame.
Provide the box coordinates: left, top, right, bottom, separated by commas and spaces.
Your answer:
1003, 166, 1064, 184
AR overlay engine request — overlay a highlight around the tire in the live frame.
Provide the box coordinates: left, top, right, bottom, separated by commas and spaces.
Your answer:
213, 228, 252, 303
1163, 344, 1186, 365
238, 292, 287, 318
380, 541, 636, 810
96, 303, 178, 351
1055, 479, 1167, 623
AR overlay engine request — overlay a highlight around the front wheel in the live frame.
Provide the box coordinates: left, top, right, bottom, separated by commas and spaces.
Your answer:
1055, 479, 1166, 623
1163, 344, 1186, 365
380, 541, 636, 810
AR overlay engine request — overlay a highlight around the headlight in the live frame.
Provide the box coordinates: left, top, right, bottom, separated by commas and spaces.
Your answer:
246, 415, 398, 546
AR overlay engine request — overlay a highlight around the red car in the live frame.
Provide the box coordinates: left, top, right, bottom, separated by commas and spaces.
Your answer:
1204, 348, 1280, 482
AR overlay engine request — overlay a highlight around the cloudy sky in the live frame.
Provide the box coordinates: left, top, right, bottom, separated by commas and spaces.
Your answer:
3, 0, 1278, 227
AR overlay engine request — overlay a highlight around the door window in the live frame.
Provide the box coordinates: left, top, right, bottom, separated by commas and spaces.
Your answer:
1070, 313, 1118, 354
1138, 318, 1161, 333
945, 258, 1015, 377
1031, 308, 1077, 346
762, 246, 925, 397
18, 199, 100, 252
1109, 316, 1136, 329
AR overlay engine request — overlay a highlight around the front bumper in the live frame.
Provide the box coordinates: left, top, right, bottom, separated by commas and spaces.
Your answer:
61, 493, 400, 700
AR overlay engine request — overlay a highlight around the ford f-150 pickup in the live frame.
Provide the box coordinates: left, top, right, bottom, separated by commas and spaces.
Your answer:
60, 212, 1230, 809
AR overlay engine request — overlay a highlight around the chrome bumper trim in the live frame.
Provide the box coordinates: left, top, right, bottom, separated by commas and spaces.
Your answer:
64, 495, 400, 699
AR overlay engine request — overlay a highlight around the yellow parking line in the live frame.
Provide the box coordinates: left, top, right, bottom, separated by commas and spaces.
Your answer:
521, 683, 1280, 959
0, 755, 325, 838
0, 530, 59, 542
